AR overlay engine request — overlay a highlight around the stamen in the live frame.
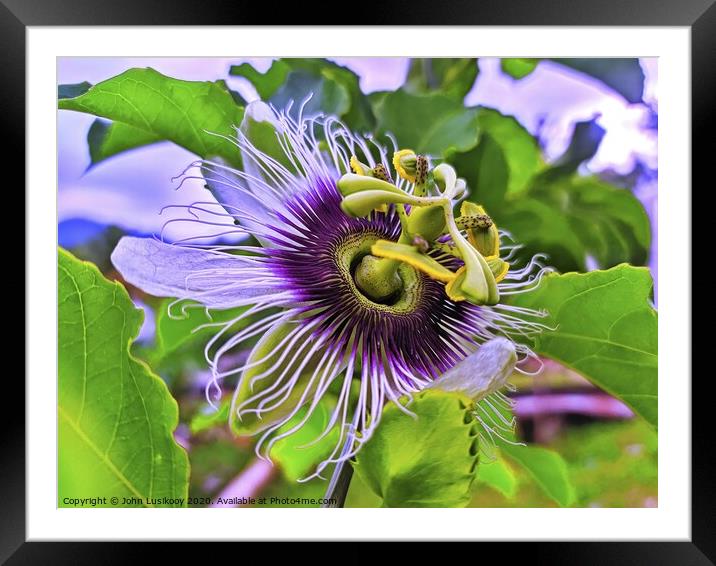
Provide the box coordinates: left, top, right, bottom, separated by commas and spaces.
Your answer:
456, 213, 493, 230
415, 154, 429, 185
372, 163, 392, 183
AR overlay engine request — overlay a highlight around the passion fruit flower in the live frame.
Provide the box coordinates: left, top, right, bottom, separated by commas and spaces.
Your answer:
111, 101, 549, 481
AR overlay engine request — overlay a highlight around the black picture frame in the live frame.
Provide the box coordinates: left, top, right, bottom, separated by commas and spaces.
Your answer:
9, 0, 707, 561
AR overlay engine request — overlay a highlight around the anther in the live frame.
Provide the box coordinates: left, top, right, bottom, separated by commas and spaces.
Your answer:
415, 155, 429, 185
456, 213, 493, 230
372, 163, 393, 183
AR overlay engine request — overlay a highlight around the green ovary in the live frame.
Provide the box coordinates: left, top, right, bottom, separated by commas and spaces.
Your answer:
335, 232, 424, 313
354, 255, 403, 302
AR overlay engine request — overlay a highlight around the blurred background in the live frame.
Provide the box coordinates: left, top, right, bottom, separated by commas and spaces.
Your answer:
58, 57, 657, 507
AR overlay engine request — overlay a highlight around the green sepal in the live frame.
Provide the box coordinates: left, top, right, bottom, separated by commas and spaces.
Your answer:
231, 321, 326, 435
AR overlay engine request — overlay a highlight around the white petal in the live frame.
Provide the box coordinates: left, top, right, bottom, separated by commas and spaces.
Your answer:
111, 236, 277, 308
432, 338, 517, 400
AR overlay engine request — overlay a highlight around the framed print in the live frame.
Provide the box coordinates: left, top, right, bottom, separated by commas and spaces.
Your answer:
9, 0, 709, 561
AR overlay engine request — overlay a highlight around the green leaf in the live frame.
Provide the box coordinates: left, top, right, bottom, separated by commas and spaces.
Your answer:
232, 59, 375, 131
286, 59, 376, 131
497, 196, 584, 272
150, 298, 252, 364
271, 71, 351, 120
87, 119, 163, 168
230, 60, 291, 99
509, 265, 658, 427
500, 58, 540, 79
58, 248, 189, 507
405, 58, 478, 99
270, 402, 341, 482
373, 90, 480, 157
475, 454, 518, 498
454, 131, 509, 212
353, 390, 479, 507
499, 175, 650, 272
190, 399, 231, 435
473, 402, 576, 507
58, 81, 92, 99
453, 108, 543, 211
367, 90, 389, 109
476, 108, 543, 195
238, 101, 296, 172
58, 68, 245, 166
500, 444, 576, 507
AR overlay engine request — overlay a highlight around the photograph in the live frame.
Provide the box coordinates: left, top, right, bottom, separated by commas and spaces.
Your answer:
56, 56, 659, 510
